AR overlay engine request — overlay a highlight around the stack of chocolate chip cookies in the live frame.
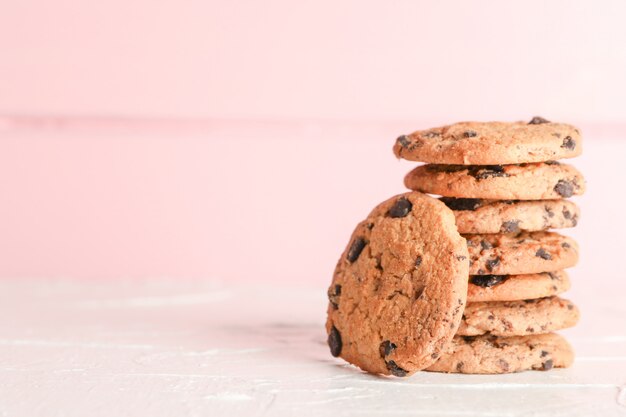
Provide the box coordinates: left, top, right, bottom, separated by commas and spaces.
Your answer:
325, 118, 584, 376
395, 117, 584, 374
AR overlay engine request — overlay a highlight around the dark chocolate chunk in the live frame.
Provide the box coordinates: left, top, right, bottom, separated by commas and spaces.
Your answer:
486, 257, 500, 271
461, 336, 476, 343
456, 362, 464, 372
540, 350, 549, 358
535, 248, 552, 260
470, 274, 508, 288
415, 255, 423, 267
328, 326, 342, 357
501, 220, 520, 233
497, 359, 510, 372
379, 340, 397, 357
562, 208, 572, 219
554, 180, 575, 198
346, 238, 366, 263
468, 165, 508, 181
440, 197, 482, 211
528, 116, 550, 125
480, 240, 493, 250
561, 136, 576, 150
542, 359, 554, 371
327, 284, 342, 309
463, 130, 477, 138
396, 135, 411, 148
388, 197, 413, 218
561, 242, 571, 249
386, 360, 408, 377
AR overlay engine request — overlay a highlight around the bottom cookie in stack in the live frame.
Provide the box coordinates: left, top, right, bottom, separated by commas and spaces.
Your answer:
426, 333, 574, 374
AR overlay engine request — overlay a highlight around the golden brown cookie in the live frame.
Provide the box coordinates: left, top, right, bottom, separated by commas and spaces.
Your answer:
457, 296, 579, 337
465, 231, 578, 275
440, 198, 580, 234
468, 271, 570, 302
326, 192, 469, 376
404, 162, 585, 200
393, 118, 582, 165
426, 333, 574, 374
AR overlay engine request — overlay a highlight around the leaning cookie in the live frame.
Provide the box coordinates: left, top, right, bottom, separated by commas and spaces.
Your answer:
457, 296, 579, 337
393, 118, 582, 165
326, 192, 469, 376
426, 333, 574, 374
466, 231, 578, 275
405, 162, 585, 200
468, 271, 570, 302
440, 198, 580, 234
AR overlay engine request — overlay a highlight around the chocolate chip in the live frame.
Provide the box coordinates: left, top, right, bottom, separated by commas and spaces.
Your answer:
526, 326, 535, 333
536, 248, 552, 260
414, 255, 423, 267
545, 206, 555, 217
567, 304, 574, 310
542, 359, 554, 370
328, 326, 342, 357
456, 362, 464, 372
497, 359, 510, 372
544, 160, 561, 165
561, 136, 576, 150
346, 238, 366, 263
470, 274, 508, 288
468, 165, 508, 181
379, 340, 397, 357
547, 272, 558, 280
440, 197, 482, 211
456, 255, 467, 261
480, 240, 493, 250
486, 257, 500, 271
528, 116, 550, 125
386, 360, 408, 377
571, 215, 578, 226
501, 220, 520, 233
423, 130, 440, 138
461, 336, 476, 343
554, 180, 575, 198
396, 135, 411, 148
561, 242, 571, 249
388, 197, 413, 218
563, 208, 572, 219
327, 284, 342, 309
488, 314, 495, 320
540, 350, 549, 358
463, 130, 477, 138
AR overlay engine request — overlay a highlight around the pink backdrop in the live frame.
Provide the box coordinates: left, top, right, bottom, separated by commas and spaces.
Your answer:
0, 1, 624, 282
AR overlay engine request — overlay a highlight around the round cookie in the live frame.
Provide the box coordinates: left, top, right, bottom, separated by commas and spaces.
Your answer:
465, 231, 578, 275
468, 270, 570, 302
426, 333, 574, 374
326, 192, 469, 376
440, 198, 580, 234
404, 162, 585, 200
457, 296, 579, 337
393, 118, 582, 165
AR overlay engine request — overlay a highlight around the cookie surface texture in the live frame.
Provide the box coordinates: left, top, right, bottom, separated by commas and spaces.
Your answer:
467, 270, 570, 302
440, 198, 580, 234
457, 296, 579, 337
405, 162, 585, 200
426, 333, 574, 374
326, 192, 469, 376
465, 231, 578, 275
393, 119, 582, 165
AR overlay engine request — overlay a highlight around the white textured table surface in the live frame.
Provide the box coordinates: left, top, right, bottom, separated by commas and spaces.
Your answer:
0, 278, 624, 417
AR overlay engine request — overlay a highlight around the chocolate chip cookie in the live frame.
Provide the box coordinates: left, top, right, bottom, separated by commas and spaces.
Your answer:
426, 333, 574, 374
468, 270, 570, 302
457, 296, 579, 337
326, 192, 469, 376
393, 118, 582, 165
440, 198, 580, 234
466, 231, 578, 275
405, 162, 585, 200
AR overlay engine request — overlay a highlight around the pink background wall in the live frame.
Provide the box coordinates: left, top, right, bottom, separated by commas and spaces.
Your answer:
0, 1, 624, 282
